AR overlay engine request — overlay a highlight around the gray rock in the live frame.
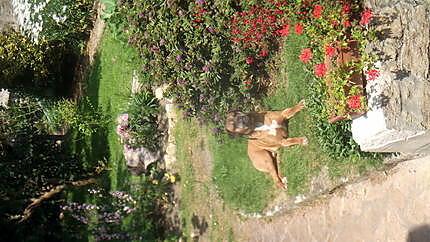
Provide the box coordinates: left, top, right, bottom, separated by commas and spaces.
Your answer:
353, 0, 430, 154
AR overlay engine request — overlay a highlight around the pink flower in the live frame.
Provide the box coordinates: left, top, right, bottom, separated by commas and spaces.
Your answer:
359, 8, 373, 26
246, 56, 254, 64
325, 44, 336, 58
299, 48, 313, 63
117, 113, 129, 127
365, 69, 380, 81
348, 95, 361, 109
295, 23, 304, 35
277, 24, 290, 37
313, 5, 324, 19
314, 63, 327, 78
259, 49, 269, 57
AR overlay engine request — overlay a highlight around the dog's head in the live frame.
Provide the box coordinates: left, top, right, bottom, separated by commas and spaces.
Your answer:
225, 111, 255, 135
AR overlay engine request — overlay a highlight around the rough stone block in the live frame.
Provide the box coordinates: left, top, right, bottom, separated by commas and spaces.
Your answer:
352, 0, 430, 154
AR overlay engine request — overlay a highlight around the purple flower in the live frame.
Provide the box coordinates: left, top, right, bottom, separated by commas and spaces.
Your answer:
202, 65, 210, 72
207, 27, 215, 33
139, 12, 144, 18
196, 0, 205, 5
159, 38, 165, 46
176, 54, 183, 62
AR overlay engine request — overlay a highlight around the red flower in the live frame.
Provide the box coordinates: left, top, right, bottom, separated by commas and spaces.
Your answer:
325, 44, 336, 58
312, 5, 324, 19
246, 56, 254, 64
274, 10, 283, 15
365, 69, 380, 81
277, 24, 290, 37
295, 23, 304, 35
259, 49, 269, 57
359, 8, 373, 26
342, 4, 351, 14
342, 20, 351, 28
314, 63, 327, 77
348, 95, 361, 109
299, 48, 313, 63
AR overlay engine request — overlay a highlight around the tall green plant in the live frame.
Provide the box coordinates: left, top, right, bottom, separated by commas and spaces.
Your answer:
127, 91, 161, 150
43, 97, 107, 136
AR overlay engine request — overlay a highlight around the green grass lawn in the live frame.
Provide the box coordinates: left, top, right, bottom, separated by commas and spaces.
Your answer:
66, 26, 171, 241
209, 34, 382, 213
210, 133, 275, 212
175, 114, 235, 241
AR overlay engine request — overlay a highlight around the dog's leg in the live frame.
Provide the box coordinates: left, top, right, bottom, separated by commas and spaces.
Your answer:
281, 137, 308, 147
271, 151, 288, 189
281, 99, 305, 119
248, 143, 284, 189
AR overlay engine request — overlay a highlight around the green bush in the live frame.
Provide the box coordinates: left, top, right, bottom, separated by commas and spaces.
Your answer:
43, 97, 107, 136
0, 0, 95, 88
0, 30, 59, 87
0, 92, 102, 241
127, 91, 161, 151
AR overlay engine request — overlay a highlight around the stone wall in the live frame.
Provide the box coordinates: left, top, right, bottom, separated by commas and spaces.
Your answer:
352, 0, 430, 154
0, 0, 16, 31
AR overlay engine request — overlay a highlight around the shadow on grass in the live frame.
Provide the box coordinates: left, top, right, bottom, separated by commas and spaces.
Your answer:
86, 54, 102, 107
65, 50, 112, 199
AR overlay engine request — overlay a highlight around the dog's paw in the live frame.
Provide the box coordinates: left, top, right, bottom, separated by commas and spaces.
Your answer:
301, 137, 309, 146
281, 177, 288, 185
280, 177, 288, 190
298, 99, 306, 109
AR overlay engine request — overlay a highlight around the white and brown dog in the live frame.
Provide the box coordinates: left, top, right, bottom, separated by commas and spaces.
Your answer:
225, 100, 308, 189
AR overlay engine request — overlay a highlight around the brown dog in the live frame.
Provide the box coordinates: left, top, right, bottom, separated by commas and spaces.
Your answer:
225, 100, 308, 189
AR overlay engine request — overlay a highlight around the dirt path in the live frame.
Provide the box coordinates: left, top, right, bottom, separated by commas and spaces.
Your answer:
178, 149, 430, 241
232, 155, 430, 241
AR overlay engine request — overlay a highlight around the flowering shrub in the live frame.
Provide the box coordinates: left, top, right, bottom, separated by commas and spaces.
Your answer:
1, 0, 94, 88
110, 0, 294, 128
62, 189, 136, 241
11, 0, 94, 44
280, 0, 377, 119
62, 174, 176, 241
